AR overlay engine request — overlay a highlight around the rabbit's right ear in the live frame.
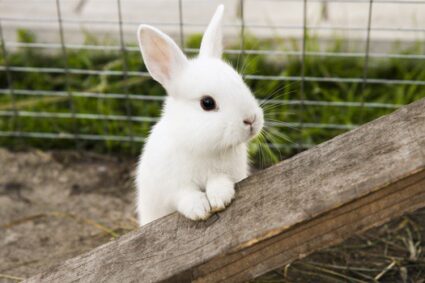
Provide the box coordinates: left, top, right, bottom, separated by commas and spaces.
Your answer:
199, 5, 224, 58
137, 25, 188, 90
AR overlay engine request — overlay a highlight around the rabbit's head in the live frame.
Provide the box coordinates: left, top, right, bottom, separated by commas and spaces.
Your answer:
137, 5, 263, 152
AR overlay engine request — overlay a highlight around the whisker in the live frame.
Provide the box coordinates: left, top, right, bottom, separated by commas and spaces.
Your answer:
258, 84, 299, 108
259, 91, 299, 107
265, 120, 302, 132
259, 130, 281, 165
264, 127, 296, 144
259, 85, 299, 99
264, 111, 296, 117
259, 88, 288, 107
262, 130, 283, 161
256, 132, 267, 168
262, 103, 288, 114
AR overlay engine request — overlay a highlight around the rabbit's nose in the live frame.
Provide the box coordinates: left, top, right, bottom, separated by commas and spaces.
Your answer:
243, 115, 256, 126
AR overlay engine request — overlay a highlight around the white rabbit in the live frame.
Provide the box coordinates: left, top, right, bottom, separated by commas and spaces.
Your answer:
135, 5, 264, 226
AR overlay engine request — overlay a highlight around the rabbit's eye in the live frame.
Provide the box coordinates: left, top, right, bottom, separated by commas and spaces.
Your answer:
200, 96, 216, 111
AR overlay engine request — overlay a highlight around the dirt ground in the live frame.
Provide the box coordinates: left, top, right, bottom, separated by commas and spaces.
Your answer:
0, 148, 138, 282
0, 148, 424, 282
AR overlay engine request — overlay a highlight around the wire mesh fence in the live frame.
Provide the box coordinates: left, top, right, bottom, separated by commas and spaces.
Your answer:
0, 0, 424, 162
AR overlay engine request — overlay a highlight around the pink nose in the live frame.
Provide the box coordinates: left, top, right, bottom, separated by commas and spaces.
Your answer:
243, 115, 256, 126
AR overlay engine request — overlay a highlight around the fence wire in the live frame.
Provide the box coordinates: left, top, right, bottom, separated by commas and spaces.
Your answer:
0, 0, 424, 153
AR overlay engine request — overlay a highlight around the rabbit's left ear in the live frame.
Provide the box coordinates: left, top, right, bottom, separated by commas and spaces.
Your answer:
137, 25, 188, 90
199, 5, 224, 58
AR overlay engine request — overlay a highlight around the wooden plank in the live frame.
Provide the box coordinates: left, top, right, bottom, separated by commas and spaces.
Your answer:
194, 169, 425, 282
25, 98, 425, 283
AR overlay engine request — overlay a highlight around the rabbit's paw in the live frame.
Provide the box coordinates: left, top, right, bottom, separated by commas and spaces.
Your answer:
177, 191, 211, 221
207, 177, 235, 212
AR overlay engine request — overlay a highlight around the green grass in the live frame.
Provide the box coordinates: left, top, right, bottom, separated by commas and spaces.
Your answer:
1, 30, 424, 166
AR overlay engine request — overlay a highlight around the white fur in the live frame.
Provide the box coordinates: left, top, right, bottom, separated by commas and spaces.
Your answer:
136, 5, 264, 226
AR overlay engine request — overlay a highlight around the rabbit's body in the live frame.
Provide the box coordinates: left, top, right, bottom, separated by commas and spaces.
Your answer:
136, 114, 248, 225
136, 5, 263, 226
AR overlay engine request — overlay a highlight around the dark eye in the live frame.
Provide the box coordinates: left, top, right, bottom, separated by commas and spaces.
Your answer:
200, 96, 217, 111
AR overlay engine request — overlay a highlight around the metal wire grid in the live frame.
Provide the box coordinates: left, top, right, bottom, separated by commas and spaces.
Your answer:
0, 0, 424, 150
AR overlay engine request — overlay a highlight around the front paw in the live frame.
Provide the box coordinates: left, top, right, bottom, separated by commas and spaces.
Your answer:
207, 182, 235, 212
177, 191, 211, 221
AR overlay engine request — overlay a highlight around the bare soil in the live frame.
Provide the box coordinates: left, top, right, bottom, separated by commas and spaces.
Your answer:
0, 149, 138, 282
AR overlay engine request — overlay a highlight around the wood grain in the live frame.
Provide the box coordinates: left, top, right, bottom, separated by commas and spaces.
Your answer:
25, 98, 425, 283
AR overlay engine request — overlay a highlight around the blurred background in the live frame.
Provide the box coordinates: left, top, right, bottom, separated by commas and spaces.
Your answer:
0, 1, 424, 282
1, 0, 424, 167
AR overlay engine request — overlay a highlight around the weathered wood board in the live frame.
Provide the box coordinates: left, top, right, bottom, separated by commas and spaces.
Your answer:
25, 98, 425, 283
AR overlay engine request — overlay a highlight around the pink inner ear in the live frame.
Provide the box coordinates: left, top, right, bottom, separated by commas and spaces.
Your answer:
141, 28, 173, 83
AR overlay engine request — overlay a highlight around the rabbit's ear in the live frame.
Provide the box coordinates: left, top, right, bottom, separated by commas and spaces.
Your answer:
137, 25, 188, 89
199, 5, 224, 58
